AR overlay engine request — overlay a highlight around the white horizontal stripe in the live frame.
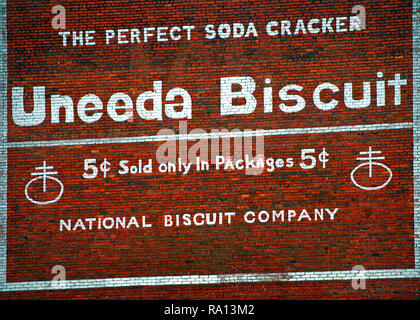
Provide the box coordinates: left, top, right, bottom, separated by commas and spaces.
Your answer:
1, 269, 419, 292
4, 122, 413, 149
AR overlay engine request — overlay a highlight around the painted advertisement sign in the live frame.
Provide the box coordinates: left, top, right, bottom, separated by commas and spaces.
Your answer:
0, 0, 418, 293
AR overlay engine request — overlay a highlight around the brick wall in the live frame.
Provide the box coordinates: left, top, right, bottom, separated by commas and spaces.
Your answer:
0, 0, 419, 299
